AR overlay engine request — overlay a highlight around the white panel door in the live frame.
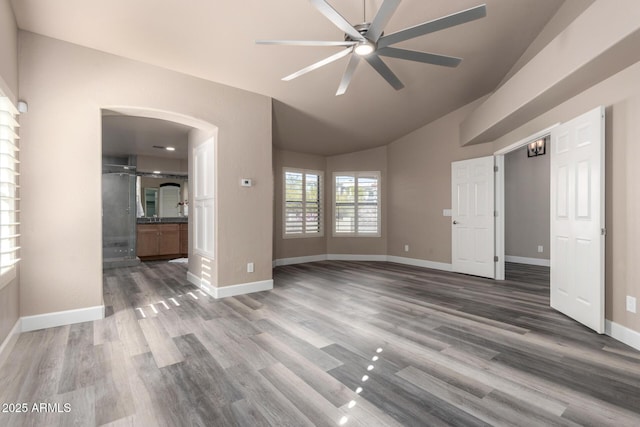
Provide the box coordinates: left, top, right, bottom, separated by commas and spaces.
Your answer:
193, 138, 215, 258
451, 156, 495, 279
550, 106, 605, 333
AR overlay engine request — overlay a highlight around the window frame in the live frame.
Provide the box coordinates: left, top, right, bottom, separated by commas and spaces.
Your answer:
0, 96, 20, 290
282, 167, 324, 239
332, 171, 381, 238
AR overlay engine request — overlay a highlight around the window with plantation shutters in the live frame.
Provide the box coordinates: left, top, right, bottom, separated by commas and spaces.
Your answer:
0, 96, 20, 287
283, 168, 323, 238
334, 171, 380, 236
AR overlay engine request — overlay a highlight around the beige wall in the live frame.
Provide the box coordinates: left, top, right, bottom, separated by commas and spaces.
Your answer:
387, 100, 493, 262
327, 146, 388, 256
504, 145, 550, 260
273, 149, 326, 260
0, 0, 18, 101
0, 0, 19, 347
18, 31, 272, 317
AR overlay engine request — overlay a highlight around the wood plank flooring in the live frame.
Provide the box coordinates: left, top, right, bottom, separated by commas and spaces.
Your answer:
1, 261, 639, 426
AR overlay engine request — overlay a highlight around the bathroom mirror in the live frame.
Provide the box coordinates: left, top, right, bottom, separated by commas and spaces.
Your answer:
138, 174, 188, 218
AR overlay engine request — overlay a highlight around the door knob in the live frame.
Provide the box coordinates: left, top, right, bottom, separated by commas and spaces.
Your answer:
453, 220, 458, 225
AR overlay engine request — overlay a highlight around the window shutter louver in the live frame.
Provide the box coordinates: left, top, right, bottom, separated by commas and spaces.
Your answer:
284, 169, 323, 237
333, 172, 380, 236
0, 97, 20, 275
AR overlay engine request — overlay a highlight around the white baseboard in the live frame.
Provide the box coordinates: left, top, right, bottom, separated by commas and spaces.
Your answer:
505, 255, 550, 267
187, 271, 273, 299
213, 280, 274, 298
0, 318, 21, 368
272, 253, 453, 273
273, 254, 328, 267
187, 271, 203, 288
21, 305, 105, 333
605, 320, 640, 352
187, 271, 214, 295
327, 254, 388, 262
387, 256, 453, 272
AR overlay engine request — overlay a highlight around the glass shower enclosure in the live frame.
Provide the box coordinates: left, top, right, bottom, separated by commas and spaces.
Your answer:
102, 158, 138, 268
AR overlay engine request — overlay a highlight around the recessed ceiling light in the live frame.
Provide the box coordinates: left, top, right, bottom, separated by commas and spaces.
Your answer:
153, 170, 161, 174
166, 147, 175, 151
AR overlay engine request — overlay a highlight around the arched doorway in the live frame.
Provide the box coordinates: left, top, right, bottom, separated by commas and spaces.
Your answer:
100, 107, 217, 273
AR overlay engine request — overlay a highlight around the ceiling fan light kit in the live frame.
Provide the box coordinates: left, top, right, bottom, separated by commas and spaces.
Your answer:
257, 0, 487, 95
354, 41, 375, 56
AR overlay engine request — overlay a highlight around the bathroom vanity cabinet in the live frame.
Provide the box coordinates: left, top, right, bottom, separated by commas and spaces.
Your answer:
136, 222, 187, 259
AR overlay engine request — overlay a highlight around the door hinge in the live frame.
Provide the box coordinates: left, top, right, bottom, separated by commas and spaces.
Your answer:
494, 166, 499, 172
494, 256, 499, 262
601, 227, 607, 236
494, 210, 498, 217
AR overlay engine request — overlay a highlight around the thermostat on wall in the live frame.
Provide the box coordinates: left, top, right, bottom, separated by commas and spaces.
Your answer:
241, 178, 252, 187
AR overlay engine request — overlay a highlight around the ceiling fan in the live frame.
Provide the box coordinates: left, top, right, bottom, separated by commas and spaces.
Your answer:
257, 0, 487, 95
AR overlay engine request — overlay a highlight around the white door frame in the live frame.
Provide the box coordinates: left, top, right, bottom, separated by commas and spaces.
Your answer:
493, 124, 559, 281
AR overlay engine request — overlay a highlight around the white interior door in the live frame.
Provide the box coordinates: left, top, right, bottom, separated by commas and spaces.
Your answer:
550, 106, 605, 333
452, 156, 495, 279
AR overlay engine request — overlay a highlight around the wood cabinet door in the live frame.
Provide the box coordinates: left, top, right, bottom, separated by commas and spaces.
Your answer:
137, 225, 159, 256
180, 224, 188, 256
158, 224, 180, 255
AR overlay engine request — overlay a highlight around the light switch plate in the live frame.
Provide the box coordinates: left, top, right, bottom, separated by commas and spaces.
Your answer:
627, 296, 637, 313
443, 209, 452, 217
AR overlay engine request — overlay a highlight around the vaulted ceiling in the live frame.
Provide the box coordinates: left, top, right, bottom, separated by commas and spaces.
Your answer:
11, 0, 566, 155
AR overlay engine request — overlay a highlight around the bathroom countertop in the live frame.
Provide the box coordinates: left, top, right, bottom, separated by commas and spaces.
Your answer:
137, 217, 188, 224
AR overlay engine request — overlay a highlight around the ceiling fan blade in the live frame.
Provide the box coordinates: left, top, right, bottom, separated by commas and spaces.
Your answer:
378, 4, 487, 48
336, 55, 361, 96
364, 54, 404, 90
256, 40, 357, 47
308, 0, 365, 42
282, 47, 353, 81
377, 47, 462, 67
366, 0, 401, 42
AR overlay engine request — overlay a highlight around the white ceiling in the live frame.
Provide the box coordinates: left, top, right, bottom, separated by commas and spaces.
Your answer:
11, 0, 566, 156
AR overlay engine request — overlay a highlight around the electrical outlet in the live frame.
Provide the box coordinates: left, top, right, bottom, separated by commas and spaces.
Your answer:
247, 262, 254, 273
537, 245, 544, 253
404, 244, 409, 252
627, 296, 637, 314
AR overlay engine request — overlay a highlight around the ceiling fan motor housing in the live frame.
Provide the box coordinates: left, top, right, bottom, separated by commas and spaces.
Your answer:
347, 23, 378, 56
344, 22, 381, 41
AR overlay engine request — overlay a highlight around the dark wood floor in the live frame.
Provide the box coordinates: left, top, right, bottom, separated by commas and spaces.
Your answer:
1, 261, 640, 426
